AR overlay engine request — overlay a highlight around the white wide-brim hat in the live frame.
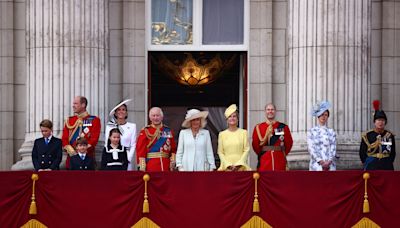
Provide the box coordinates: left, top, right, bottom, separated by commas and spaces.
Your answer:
109, 99, 132, 116
181, 109, 209, 128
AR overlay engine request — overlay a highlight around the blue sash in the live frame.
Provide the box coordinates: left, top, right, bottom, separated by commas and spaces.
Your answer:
147, 127, 171, 161
69, 116, 95, 145
364, 157, 376, 170
69, 125, 81, 145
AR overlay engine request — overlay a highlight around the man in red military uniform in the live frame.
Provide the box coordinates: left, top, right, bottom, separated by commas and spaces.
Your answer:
62, 96, 101, 169
136, 107, 177, 171
252, 103, 293, 171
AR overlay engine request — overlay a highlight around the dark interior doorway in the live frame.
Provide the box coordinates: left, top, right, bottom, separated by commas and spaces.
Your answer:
150, 51, 242, 106
148, 51, 247, 168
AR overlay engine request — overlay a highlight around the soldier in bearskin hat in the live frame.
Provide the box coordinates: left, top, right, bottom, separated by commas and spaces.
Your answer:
359, 100, 396, 170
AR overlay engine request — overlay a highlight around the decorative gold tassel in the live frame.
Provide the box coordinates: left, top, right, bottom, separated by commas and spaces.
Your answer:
21, 174, 47, 227
363, 172, 370, 213
253, 172, 260, 213
143, 174, 150, 213
241, 173, 273, 228
29, 174, 39, 215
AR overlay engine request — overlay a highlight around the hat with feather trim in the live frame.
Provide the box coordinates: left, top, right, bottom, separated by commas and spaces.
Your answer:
311, 100, 331, 117
372, 100, 387, 123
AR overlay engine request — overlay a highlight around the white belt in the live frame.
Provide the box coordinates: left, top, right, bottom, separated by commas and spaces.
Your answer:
107, 162, 123, 166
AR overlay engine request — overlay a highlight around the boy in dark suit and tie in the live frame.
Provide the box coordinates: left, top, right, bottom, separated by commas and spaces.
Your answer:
32, 119, 63, 171
69, 137, 95, 170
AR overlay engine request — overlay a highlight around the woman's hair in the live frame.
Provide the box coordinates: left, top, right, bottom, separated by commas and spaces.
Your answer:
107, 128, 122, 146
318, 110, 330, 118
114, 104, 128, 119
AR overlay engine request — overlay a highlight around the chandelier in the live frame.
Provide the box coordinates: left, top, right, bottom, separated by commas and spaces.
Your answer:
155, 53, 237, 86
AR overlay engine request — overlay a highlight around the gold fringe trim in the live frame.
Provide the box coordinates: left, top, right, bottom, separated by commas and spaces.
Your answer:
143, 174, 150, 213
30, 174, 39, 215
21, 219, 48, 228
352, 217, 381, 228
131, 217, 160, 228
253, 172, 260, 213
145, 125, 161, 149
241, 215, 272, 228
363, 173, 370, 213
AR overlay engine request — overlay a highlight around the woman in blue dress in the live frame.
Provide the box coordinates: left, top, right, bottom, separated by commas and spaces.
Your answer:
307, 101, 337, 171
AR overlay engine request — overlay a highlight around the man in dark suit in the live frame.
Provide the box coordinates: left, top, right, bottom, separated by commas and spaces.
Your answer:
69, 137, 95, 170
32, 119, 63, 171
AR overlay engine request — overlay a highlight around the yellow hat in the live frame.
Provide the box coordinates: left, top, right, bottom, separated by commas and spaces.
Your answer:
224, 104, 237, 119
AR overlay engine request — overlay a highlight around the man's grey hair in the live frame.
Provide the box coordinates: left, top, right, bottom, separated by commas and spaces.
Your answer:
149, 107, 164, 117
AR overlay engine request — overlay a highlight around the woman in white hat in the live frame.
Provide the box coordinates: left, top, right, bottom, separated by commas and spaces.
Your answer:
176, 109, 216, 171
217, 104, 251, 171
106, 99, 137, 170
307, 100, 337, 171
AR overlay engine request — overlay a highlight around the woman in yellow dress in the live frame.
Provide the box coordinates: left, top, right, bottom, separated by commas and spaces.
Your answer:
217, 104, 251, 171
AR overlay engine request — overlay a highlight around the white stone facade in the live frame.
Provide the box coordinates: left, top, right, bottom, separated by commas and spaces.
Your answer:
1, 0, 399, 170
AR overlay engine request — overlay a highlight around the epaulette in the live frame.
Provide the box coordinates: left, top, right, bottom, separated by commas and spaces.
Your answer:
64, 116, 81, 129
385, 130, 394, 136
141, 125, 151, 131
278, 122, 287, 127
361, 129, 374, 137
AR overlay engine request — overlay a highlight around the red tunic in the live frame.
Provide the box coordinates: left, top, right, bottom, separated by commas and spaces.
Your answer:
62, 112, 101, 169
252, 121, 293, 171
136, 124, 177, 171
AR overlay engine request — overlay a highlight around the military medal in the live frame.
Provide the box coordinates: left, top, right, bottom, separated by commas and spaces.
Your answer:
83, 119, 93, 127
84, 127, 90, 134
275, 128, 284, 135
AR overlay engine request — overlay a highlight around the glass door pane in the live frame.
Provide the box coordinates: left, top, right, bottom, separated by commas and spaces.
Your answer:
151, 0, 193, 45
202, 0, 244, 44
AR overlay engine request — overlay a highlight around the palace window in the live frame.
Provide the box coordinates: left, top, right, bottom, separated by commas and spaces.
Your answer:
148, 0, 248, 51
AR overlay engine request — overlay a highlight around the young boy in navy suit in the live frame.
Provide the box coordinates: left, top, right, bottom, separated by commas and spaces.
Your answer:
69, 137, 95, 170
32, 119, 63, 171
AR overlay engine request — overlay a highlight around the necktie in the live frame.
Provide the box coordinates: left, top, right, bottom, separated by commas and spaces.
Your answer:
80, 155, 85, 160
45, 138, 49, 145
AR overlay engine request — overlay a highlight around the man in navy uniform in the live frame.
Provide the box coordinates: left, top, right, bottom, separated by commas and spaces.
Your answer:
32, 119, 63, 171
359, 100, 396, 170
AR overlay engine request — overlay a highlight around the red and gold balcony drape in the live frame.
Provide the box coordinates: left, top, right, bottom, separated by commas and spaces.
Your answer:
0, 171, 399, 227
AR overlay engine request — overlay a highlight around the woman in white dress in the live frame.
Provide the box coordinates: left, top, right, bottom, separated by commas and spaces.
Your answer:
176, 109, 216, 171
105, 99, 137, 170
307, 101, 337, 171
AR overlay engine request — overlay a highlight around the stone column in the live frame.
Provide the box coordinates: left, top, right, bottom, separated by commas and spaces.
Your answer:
12, 0, 109, 170
381, 0, 400, 169
0, 1, 14, 170
248, 0, 274, 168
287, 0, 371, 169
122, 0, 145, 128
